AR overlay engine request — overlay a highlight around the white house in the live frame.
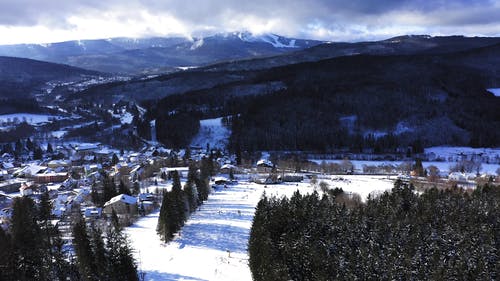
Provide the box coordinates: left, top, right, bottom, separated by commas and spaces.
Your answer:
103, 194, 137, 214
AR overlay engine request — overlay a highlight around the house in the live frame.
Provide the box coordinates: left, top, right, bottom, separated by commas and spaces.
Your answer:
14, 164, 47, 178
213, 176, 230, 185
279, 174, 304, 182
138, 200, 155, 215
82, 206, 102, 219
33, 172, 69, 184
448, 172, 467, 182
220, 164, 237, 174
160, 167, 189, 178
0, 180, 23, 193
20, 182, 36, 196
103, 194, 137, 215
256, 159, 274, 172
47, 160, 70, 169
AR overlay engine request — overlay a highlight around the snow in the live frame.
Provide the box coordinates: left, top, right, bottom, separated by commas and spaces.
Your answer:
237, 32, 298, 48
51, 130, 67, 138
309, 159, 500, 175
190, 118, 230, 150
0, 113, 62, 126
126, 176, 394, 280
190, 38, 204, 50
424, 146, 500, 160
486, 88, 500, 97
111, 111, 133, 125
104, 194, 137, 206
120, 112, 134, 124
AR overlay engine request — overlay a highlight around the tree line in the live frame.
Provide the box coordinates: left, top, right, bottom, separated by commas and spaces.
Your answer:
157, 156, 215, 241
249, 182, 499, 280
0, 194, 139, 281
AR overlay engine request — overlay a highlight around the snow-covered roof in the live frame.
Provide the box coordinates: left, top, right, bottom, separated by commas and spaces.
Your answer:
47, 160, 70, 166
1, 162, 14, 169
256, 159, 273, 167
104, 194, 137, 207
19, 164, 47, 176
213, 176, 230, 183
221, 164, 236, 170
162, 167, 189, 172
74, 143, 100, 151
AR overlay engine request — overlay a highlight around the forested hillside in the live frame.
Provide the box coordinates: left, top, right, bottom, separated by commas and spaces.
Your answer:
249, 182, 499, 280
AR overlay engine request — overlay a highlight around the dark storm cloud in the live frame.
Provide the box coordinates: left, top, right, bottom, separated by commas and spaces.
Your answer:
0, 0, 499, 40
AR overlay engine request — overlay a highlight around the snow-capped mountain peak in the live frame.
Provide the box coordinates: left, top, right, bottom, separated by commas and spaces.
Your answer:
235, 31, 299, 48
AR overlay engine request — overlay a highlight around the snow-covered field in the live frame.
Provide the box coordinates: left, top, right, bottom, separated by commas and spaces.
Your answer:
126, 176, 394, 281
190, 118, 230, 150
309, 159, 500, 174
424, 146, 500, 161
0, 113, 62, 126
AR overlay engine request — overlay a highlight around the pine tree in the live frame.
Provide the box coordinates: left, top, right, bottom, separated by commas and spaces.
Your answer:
0, 227, 14, 280
90, 224, 109, 280
33, 146, 43, 160
157, 190, 174, 241
133, 181, 141, 195
184, 164, 199, 212
106, 211, 139, 281
91, 184, 101, 206
54, 231, 74, 280
171, 171, 186, 228
103, 175, 117, 203
72, 213, 96, 281
47, 143, 54, 154
112, 153, 119, 166
10, 196, 48, 280
26, 138, 34, 151
118, 180, 131, 195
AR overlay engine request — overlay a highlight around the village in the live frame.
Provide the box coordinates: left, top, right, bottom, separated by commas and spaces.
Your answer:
1, 138, 498, 233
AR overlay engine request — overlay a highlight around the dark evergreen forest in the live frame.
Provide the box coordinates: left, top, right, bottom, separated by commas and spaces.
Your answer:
249, 182, 499, 280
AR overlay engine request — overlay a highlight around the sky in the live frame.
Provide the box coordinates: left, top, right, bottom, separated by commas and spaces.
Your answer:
0, 0, 499, 45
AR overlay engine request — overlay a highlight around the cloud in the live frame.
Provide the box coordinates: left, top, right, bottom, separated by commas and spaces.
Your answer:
0, 0, 499, 44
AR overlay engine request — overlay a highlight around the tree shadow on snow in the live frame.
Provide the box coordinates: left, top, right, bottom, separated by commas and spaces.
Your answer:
142, 270, 208, 281
177, 222, 250, 253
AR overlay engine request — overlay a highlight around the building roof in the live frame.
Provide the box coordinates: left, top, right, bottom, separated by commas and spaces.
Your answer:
256, 159, 273, 167
104, 194, 137, 207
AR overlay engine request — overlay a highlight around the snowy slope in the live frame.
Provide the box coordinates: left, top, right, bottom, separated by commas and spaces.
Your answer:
190, 118, 230, 150
126, 176, 394, 281
486, 88, 500, 97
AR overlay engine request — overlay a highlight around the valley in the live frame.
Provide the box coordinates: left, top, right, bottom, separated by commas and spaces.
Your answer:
0, 32, 499, 281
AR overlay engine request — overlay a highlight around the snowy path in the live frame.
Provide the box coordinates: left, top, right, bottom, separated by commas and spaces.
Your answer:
126, 183, 265, 281
126, 176, 394, 281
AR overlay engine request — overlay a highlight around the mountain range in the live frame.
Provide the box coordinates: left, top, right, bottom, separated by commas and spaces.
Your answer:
0, 33, 499, 151
0, 32, 323, 74
66, 35, 500, 150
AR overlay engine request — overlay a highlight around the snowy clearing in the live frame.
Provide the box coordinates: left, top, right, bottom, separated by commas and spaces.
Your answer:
309, 159, 500, 174
190, 118, 230, 150
126, 176, 394, 281
0, 113, 62, 125
424, 146, 500, 160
